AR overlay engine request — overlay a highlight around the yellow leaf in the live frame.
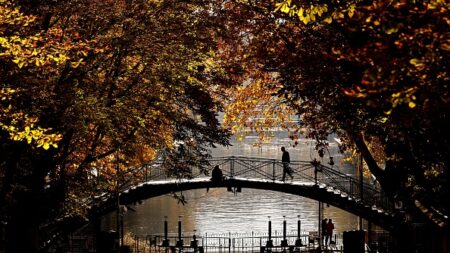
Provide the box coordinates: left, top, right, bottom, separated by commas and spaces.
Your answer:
348, 9, 354, 18
409, 58, 426, 71
297, 8, 304, 17
408, 102, 416, 108
43, 143, 50, 150
274, 2, 282, 12
301, 14, 310, 24
71, 60, 82, 68
324, 17, 332, 24
281, 3, 290, 14
385, 27, 398, 34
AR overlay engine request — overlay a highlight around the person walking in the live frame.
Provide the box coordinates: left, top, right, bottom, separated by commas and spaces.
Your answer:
325, 219, 335, 246
281, 146, 293, 181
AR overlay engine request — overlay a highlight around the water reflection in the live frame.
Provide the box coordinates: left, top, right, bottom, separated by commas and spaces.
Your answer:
114, 188, 359, 237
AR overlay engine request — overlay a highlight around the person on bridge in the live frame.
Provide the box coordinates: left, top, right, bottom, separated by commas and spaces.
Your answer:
281, 147, 293, 181
211, 165, 223, 182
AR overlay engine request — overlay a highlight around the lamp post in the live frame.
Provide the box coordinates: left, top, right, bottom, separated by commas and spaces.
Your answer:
318, 201, 323, 250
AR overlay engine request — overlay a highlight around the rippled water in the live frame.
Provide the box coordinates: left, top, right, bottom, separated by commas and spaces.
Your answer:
103, 135, 362, 236
114, 188, 359, 237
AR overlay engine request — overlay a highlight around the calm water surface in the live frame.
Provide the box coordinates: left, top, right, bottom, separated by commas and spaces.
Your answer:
104, 135, 361, 236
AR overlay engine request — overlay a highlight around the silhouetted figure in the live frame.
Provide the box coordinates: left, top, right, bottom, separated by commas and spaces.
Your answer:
321, 219, 328, 245
211, 165, 223, 182
325, 219, 334, 246
281, 147, 293, 181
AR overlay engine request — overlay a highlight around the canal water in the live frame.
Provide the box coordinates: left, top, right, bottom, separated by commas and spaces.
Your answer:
103, 135, 362, 237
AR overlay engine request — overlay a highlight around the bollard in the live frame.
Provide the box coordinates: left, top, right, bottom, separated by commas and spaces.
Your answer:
281, 216, 288, 247
176, 216, 183, 247
266, 216, 273, 248
162, 216, 170, 247
295, 215, 303, 247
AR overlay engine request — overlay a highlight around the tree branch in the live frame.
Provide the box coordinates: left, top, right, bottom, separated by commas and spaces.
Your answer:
348, 130, 386, 186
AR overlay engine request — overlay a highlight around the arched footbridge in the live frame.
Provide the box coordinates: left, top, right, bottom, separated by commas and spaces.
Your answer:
92, 156, 396, 230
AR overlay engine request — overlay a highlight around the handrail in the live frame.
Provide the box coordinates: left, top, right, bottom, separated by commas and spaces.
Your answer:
118, 156, 391, 213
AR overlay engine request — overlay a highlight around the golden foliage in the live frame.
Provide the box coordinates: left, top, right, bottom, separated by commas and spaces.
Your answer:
272, 0, 359, 25
1, 1, 91, 149
223, 76, 301, 144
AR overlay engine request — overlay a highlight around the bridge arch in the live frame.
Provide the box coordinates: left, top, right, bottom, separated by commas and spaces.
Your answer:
94, 176, 396, 231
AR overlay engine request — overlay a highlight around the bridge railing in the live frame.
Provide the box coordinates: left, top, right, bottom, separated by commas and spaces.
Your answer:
125, 156, 392, 213
317, 164, 391, 212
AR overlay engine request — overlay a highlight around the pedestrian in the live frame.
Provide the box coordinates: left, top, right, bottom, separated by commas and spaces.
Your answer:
321, 219, 328, 245
325, 219, 334, 246
211, 165, 223, 182
281, 146, 293, 181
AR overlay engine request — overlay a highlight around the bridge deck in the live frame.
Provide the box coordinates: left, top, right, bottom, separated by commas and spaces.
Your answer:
91, 156, 395, 230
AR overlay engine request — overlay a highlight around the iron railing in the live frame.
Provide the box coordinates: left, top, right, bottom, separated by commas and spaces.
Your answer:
125, 156, 391, 213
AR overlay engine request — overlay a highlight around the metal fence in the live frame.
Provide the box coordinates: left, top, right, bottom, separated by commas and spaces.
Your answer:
128, 156, 392, 214
138, 231, 332, 253
57, 230, 395, 253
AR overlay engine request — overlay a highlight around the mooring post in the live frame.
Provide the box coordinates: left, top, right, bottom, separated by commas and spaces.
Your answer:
266, 216, 273, 248
176, 216, 183, 248
229, 232, 231, 253
295, 215, 303, 247
162, 216, 169, 247
281, 216, 288, 247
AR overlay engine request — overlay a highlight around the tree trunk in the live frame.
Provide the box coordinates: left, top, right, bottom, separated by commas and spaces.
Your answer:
346, 131, 387, 187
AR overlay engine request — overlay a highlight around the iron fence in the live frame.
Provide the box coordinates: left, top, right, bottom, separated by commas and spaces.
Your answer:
125, 156, 392, 213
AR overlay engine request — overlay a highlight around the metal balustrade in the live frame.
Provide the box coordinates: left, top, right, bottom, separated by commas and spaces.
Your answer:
123, 156, 392, 214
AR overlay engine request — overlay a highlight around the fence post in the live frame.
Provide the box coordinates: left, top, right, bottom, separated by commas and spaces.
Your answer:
350, 178, 353, 197
272, 160, 276, 181
229, 232, 232, 253
231, 158, 235, 178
